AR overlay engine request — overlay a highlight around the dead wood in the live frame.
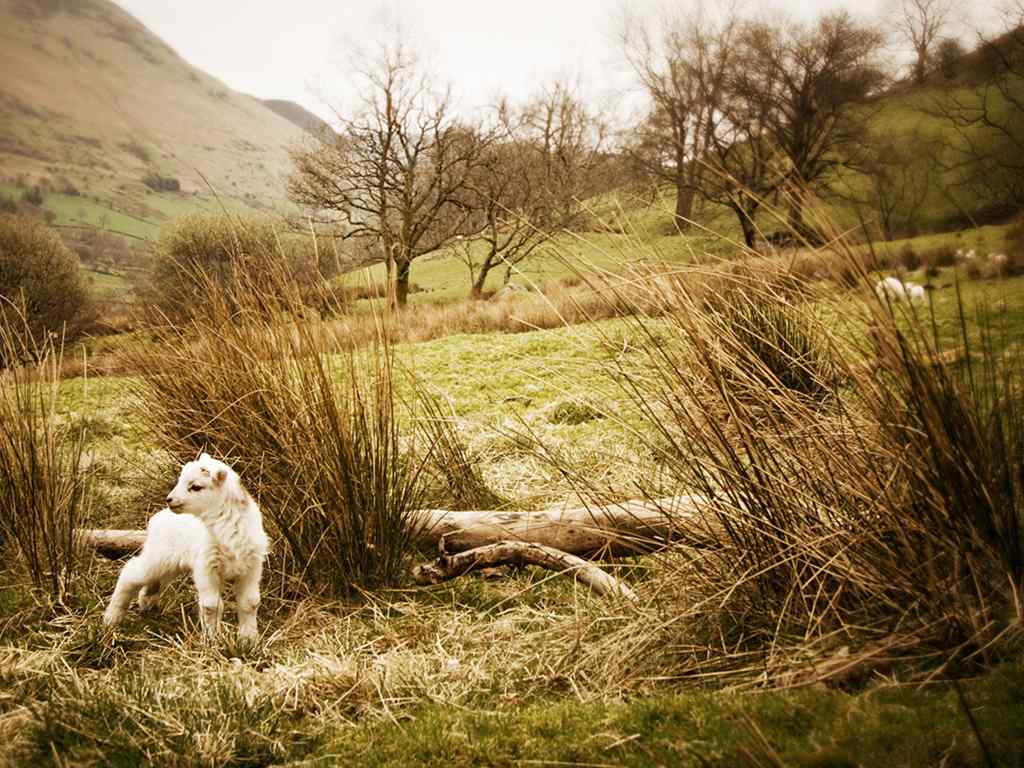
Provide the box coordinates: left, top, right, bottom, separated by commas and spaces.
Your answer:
78, 494, 721, 560
412, 540, 638, 600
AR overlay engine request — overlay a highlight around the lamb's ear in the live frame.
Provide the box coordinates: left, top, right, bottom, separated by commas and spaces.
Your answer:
200, 452, 212, 462
213, 468, 228, 487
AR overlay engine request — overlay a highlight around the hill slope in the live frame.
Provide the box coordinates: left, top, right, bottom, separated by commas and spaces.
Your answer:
0, 0, 308, 238
261, 99, 332, 137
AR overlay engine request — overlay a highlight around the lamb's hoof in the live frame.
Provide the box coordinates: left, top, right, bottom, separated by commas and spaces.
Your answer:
237, 626, 258, 643
137, 595, 159, 613
102, 607, 124, 626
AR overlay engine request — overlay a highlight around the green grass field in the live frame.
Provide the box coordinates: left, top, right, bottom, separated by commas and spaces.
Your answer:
2, 230, 1023, 765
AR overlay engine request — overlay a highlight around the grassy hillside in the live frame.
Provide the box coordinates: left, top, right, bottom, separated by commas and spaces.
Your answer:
0, 0, 307, 241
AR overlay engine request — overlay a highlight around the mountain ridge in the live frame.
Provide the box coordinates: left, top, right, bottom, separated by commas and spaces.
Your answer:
261, 99, 333, 138
0, 0, 309, 238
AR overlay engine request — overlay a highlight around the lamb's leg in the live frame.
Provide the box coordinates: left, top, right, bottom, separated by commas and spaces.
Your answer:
103, 556, 151, 626
192, 563, 223, 639
235, 562, 263, 641
137, 580, 161, 612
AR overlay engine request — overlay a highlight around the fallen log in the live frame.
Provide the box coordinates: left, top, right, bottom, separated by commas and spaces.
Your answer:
413, 495, 717, 556
78, 494, 720, 560
82, 528, 147, 559
412, 541, 638, 600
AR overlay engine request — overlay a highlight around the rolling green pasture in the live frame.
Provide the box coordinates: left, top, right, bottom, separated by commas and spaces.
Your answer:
81, 267, 131, 297
347, 212, 1019, 305
57, 267, 1024, 522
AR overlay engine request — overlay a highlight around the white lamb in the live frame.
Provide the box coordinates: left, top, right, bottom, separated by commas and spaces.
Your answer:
103, 454, 268, 640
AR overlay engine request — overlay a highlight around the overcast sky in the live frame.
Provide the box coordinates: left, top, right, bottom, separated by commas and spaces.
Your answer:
114, 0, 987, 125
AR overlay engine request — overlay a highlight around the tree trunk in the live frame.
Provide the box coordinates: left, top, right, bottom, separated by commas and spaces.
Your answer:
674, 179, 694, 230
382, 236, 397, 311
735, 203, 759, 248
412, 541, 638, 600
78, 495, 720, 560
470, 251, 496, 299
395, 258, 411, 307
913, 52, 927, 85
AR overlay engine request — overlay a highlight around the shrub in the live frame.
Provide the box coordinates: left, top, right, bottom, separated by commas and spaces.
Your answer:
144, 214, 329, 324
547, 399, 606, 425
708, 291, 836, 403
141, 172, 180, 192
57, 177, 80, 196
0, 195, 17, 214
964, 258, 984, 280
897, 242, 921, 271
553, 260, 1023, 687
936, 37, 965, 80
1005, 213, 1024, 275
22, 186, 43, 207
922, 243, 957, 269
0, 214, 93, 356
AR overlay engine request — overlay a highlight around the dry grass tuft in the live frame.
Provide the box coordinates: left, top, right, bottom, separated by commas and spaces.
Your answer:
520, 229, 1024, 692
0, 303, 94, 602
122, 253, 426, 598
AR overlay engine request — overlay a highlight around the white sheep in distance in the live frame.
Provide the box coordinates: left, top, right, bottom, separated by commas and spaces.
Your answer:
875, 276, 925, 304
103, 454, 268, 640
904, 281, 925, 302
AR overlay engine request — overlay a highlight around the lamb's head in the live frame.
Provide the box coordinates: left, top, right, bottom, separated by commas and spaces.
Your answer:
166, 453, 238, 517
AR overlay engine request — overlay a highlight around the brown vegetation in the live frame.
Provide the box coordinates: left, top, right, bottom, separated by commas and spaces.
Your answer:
0, 213, 93, 358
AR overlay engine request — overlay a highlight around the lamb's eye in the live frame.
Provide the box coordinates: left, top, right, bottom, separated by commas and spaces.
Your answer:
188, 484, 203, 493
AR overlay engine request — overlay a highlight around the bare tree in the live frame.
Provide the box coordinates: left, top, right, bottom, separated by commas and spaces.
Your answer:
836, 130, 932, 240
521, 81, 611, 223
928, 4, 1024, 214
731, 12, 888, 237
621, 7, 720, 228
288, 40, 490, 308
893, 0, 954, 84
458, 84, 609, 297
455, 134, 551, 298
681, 16, 790, 247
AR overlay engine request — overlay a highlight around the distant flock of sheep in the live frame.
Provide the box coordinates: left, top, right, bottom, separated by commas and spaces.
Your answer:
955, 248, 1009, 267
875, 249, 1010, 304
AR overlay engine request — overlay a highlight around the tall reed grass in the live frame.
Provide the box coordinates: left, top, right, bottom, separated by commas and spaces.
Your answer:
0, 302, 93, 602
124, 243, 426, 597
409, 385, 507, 511
540, 229, 1023, 688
